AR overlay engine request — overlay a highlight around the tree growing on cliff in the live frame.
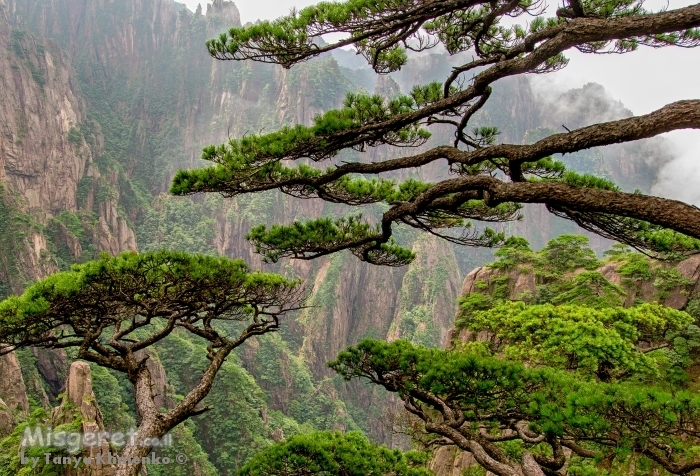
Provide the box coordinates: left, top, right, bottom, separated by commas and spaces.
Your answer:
0, 250, 304, 476
330, 337, 700, 476
238, 430, 431, 476
171, 0, 700, 265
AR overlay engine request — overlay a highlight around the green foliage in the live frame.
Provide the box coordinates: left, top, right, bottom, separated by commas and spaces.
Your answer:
75, 176, 93, 209
0, 280, 11, 301
654, 268, 694, 300
66, 127, 84, 147
558, 170, 620, 191
464, 235, 615, 318
330, 338, 700, 472
240, 333, 358, 431
95, 178, 118, 203
44, 210, 100, 270
392, 247, 457, 347
638, 227, 700, 256
601, 219, 700, 259
88, 364, 136, 431
191, 354, 272, 469
490, 236, 534, 270
471, 231, 700, 313
52, 210, 85, 240
617, 252, 653, 284
489, 234, 601, 278
522, 156, 568, 179
146, 421, 218, 476
164, 0, 700, 268
605, 247, 696, 303
457, 234, 700, 389
238, 430, 432, 476
136, 194, 218, 255
0, 408, 81, 476
550, 271, 626, 308
465, 301, 693, 381
0, 250, 307, 473
457, 292, 495, 324
330, 338, 541, 414
248, 215, 378, 262
206, 0, 420, 71
540, 234, 600, 275
140, 303, 358, 472
330, 176, 433, 204
685, 298, 700, 321
396, 305, 438, 348
170, 87, 436, 196
247, 214, 415, 266
0, 250, 301, 352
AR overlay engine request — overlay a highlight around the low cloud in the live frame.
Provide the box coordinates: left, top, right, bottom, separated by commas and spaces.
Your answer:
530, 78, 698, 205
651, 131, 700, 206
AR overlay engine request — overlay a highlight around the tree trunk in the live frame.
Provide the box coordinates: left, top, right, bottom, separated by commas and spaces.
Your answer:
113, 344, 236, 475
114, 420, 166, 476
522, 453, 547, 476
114, 365, 168, 476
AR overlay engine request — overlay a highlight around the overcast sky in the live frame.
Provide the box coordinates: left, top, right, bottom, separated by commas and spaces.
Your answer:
182, 0, 700, 203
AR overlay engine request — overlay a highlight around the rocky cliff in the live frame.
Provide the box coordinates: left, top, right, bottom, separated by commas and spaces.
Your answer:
0, 352, 28, 436
52, 361, 116, 476
0, 0, 136, 295
0, 7, 137, 456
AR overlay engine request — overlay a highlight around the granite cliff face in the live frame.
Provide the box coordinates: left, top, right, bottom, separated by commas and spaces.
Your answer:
0, 0, 136, 294
0, 352, 28, 436
0, 7, 136, 447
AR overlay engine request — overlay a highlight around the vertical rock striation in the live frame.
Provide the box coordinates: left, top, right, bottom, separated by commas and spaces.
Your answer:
52, 361, 116, 476
0, 351, 29, 435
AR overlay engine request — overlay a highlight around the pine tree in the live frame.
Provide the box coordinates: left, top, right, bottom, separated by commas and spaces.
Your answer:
171, 0, 700, 266
0, 251, 304, 476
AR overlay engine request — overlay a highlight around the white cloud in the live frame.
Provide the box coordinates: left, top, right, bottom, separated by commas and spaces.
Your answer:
652, 131, 700, 205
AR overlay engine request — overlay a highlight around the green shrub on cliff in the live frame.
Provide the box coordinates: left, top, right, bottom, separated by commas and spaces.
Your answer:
239, 431, 431, 476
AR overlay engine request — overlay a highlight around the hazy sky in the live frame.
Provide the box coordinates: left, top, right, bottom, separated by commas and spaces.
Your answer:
182, 0, 700, 203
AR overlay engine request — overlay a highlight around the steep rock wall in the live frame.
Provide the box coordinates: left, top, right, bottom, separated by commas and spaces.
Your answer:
0, 7, 135, 431
0, 2, 136, 292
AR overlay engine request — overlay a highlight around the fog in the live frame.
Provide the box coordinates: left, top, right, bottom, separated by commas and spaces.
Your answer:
183, 0, 700, 204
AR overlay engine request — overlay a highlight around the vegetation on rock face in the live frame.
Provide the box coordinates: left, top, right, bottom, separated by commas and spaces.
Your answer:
136, 194, 218, 255
0, 185, 41, 295
238, 430, 431, 476
0, 251, 304, 476
0, 408, 82, 476
464, 301, 694, 383
173, 0, 700, 266
459, 235, 698, 319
